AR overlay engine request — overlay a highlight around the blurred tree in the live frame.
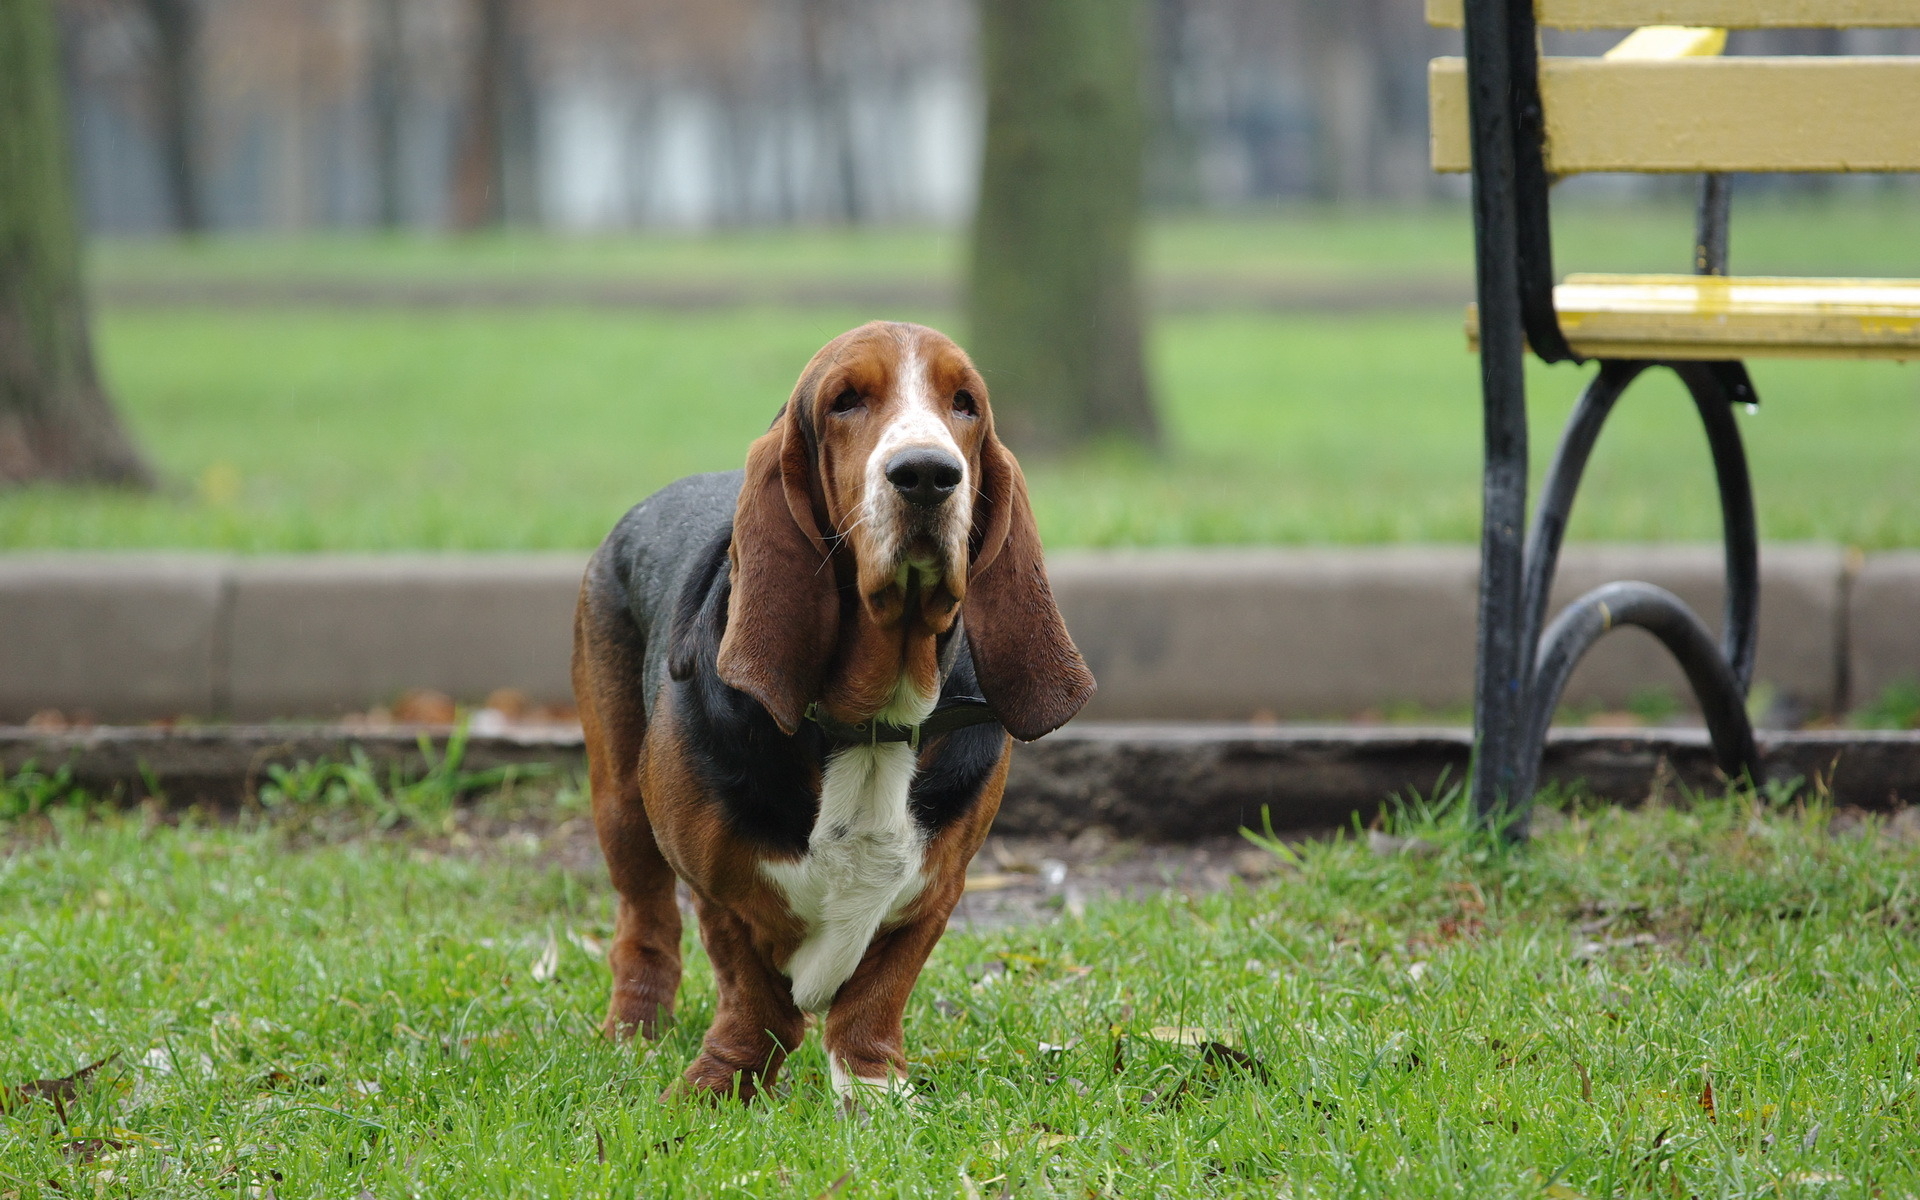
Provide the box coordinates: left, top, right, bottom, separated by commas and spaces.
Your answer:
797, 0, 860, 223
967, 0, 1160, 452
0, 0, 153, 486
137, 0, 204, 232
368, 0, 406, 228
453, 0, 535, 228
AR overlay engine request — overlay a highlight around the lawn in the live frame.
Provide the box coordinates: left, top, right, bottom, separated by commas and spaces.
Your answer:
1, 198, 1916, 552
4, 779, 1917, 1196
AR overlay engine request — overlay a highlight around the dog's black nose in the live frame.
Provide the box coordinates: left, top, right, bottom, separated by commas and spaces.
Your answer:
885, 448, 963, 507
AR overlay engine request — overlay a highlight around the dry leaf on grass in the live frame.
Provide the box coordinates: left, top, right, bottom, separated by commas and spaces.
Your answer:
531, 932, 560, 983
964, 873, 1020, 893
566, 929, 605, 958
812, 1170, 854, 1199
1197, 1040, 1272, 1083
0, 1053, 119, 1116
1145, 1026, 1225, 1047
59, 1137, 129, 1163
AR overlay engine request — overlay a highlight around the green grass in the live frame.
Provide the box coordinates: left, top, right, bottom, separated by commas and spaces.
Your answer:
1, 306, 1909, 552
5, 778, 1919, 1196
3, 200, 1916, 552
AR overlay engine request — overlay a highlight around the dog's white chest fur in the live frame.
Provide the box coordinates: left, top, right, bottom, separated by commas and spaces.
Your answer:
761, 740, 927, 1013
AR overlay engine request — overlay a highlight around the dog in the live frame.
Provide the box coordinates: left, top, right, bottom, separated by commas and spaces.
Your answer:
572, 320, 1094, 1104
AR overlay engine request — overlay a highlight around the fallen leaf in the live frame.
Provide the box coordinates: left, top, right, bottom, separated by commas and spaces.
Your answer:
966, 961, 1007, 985
1367, 830, 1440, 859
964, 873, 1020, 893
531, 932, 560, 984
1573, 1058, 1593, 1103
1699, 1073, 1716, 1122
1574, 933, 1658, 961
59, 1137, 128, 1163
392, 688, 456, 725
1800, 1122, 1821, 1153
1146, 1026, 1225, 1047
0, 1053, 119, 1116
566, 929, 605, 958
1198, 1041, 1272, 1083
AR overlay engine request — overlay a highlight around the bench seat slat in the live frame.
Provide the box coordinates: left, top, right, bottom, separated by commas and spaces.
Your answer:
1465, 275, 1920, 360
1427, 0, 1920, 29
1431, 57, 1920, 174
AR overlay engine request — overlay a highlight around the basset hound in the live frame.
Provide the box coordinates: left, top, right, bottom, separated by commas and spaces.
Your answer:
572, 321, 1094, 1104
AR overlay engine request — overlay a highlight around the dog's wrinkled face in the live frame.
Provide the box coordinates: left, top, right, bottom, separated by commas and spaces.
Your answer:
718, 320, 1092, 740
802, 323, 989, 626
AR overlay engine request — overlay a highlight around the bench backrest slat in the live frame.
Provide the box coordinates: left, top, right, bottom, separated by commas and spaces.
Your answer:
1431, 57, 1920, 174
1427, 0, 1920, 28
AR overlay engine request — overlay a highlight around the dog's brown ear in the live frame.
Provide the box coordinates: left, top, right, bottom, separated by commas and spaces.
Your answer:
964, 430, 1095, 741
715, 402, 838, 734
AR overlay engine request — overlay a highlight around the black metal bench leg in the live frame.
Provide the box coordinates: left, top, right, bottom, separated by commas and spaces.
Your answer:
1486, 358, 1765, 829
1519, 582, 1760, 803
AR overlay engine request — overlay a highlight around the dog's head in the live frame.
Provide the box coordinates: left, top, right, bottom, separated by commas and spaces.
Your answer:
714, 321, 1093, 741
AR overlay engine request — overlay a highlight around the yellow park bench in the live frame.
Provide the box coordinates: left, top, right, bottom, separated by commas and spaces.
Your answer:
1425, 0, 1920, 825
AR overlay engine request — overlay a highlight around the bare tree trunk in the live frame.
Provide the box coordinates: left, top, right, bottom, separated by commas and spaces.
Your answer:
0, 0, 153, 487
139, 0, 204, 233
1305, 0, 1382, 201
452, 0, 533, 229
368, 0, 406, 228
797, 0, 861, 224
967, 0, 1160, 453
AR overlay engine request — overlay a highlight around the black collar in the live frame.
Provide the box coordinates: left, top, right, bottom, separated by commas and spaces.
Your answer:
805, 697, 1000, 751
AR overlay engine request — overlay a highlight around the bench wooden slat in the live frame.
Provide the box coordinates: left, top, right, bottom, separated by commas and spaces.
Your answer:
1602, 25, 1727, 59
1431, 57, 1920, 173
1427, 0, 1920, 29
1464, 275, 1920, 360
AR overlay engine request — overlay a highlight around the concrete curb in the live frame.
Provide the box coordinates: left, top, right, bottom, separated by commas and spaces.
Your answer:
4, 723, 1916, 837
0, 545, 1909, 723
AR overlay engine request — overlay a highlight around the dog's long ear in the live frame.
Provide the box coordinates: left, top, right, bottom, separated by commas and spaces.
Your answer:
964, 428, 1095, 741
715, 400, 837, 734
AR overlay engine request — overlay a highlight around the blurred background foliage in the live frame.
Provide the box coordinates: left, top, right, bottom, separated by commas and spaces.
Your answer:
1, 0, 1914, 549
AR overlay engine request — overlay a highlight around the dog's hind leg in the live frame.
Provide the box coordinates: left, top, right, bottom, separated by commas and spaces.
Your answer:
575, 573, 683, 1041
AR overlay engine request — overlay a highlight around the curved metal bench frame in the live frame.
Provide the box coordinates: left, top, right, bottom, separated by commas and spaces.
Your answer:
1459, 0, 1763, 829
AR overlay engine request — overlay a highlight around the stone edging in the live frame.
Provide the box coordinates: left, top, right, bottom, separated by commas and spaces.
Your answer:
1, 547, 1915, 723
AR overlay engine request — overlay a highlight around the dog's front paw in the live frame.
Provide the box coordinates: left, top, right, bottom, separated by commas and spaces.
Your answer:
828, 1054, 918, 1117
666, 1052, 777, 1105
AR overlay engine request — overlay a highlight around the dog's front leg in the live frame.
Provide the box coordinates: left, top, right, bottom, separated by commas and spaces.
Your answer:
675, 894, 806, 1103
819, 913, 948, 1108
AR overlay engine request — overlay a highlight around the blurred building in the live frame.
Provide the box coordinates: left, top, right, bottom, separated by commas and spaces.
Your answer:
56, 0, 1920, 234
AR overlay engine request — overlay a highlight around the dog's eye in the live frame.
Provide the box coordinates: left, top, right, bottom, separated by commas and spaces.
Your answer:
830, 388, 862, 414
952, 390, 977, 417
